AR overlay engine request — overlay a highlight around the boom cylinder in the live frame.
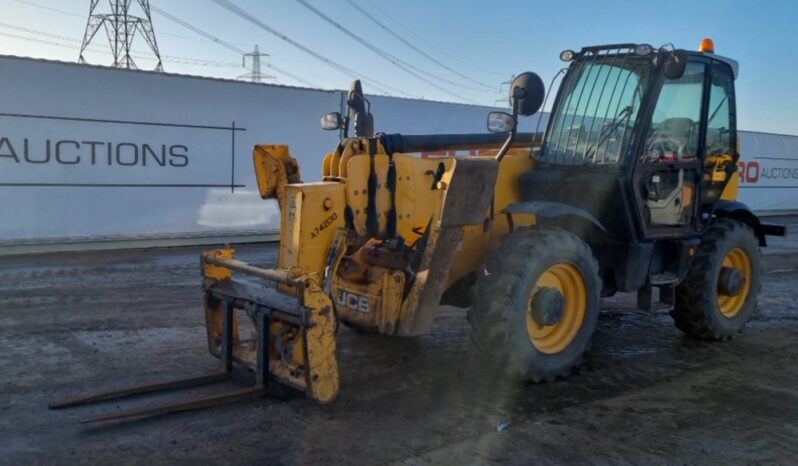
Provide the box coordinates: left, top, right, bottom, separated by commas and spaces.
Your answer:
378, 132, 543, 154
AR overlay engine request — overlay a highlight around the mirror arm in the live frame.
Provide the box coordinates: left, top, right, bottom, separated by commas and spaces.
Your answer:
495, 91, 521, 162
494, 129, 515, 163
342, 115, 350, 139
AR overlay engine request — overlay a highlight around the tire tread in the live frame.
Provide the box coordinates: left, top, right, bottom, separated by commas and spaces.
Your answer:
470, 227, 600, 382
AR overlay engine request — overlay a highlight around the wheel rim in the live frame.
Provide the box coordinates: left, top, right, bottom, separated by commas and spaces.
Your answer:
717, 247, 751, 318
526, 263, 587, 354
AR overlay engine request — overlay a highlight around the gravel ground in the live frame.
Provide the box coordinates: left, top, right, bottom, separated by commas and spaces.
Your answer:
1, 217, 796, 465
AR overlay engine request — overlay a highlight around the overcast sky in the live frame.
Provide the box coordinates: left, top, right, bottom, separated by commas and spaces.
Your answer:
1, 0, 796, 135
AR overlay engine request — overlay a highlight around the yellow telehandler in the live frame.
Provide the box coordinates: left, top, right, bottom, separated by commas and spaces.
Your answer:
52, 40, 786, 422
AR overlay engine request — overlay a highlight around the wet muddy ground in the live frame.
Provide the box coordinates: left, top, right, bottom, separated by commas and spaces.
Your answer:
1, 217, 797, 465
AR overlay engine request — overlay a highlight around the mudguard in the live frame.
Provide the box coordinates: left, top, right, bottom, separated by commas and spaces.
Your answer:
714, 200, 787, 246
502, 201, 606, 232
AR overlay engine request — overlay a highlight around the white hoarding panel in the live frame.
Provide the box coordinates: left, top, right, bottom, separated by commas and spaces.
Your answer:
0, 56, 341, 242
0, 56, 516, 246
0, 55, 795, 251
737, 131, 798, 212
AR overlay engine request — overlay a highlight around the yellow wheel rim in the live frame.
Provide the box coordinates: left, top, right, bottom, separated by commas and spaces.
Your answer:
717, 247, 751, 318
526, 263, 587, 354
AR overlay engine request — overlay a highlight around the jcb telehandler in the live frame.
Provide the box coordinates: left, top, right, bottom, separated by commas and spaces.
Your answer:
52, 39, 786, 422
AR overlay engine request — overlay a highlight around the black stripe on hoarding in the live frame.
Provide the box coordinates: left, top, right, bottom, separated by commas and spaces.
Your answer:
752, 156, 798, 162
0, 112, 247, 132
231, 121, 236, 193
0, 183, 246, 188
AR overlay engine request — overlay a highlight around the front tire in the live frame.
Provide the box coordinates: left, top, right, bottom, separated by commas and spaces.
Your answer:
673, 219, 761, 340
468, 227, 601, 382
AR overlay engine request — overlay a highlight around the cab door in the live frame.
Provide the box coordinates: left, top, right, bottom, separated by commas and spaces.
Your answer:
633, 59, 709, 237
697, 61, 738, 226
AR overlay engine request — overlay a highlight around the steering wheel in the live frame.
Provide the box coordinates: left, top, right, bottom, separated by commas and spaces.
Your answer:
645, 137, 683, 161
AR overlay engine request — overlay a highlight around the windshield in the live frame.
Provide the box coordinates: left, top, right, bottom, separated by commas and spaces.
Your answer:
540, 52, 653, 165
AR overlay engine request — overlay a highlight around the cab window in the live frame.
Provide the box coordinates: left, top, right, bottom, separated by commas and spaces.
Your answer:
700, 62, 736, 210
639, 61, 706, 227
705, 63, 734, 156
642, 62, 706, 162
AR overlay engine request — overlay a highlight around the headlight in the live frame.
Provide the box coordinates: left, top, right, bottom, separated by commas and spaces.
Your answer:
634, 44, 653, 55
559, 49, 575, 62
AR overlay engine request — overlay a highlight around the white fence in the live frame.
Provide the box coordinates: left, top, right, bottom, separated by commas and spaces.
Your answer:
736, 131, 798, 212
0, 55, 795, 253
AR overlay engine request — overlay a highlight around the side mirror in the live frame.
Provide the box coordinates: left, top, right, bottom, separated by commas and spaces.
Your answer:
509, 72, 545, 117
487, 111, 516, 133
321, 112, 344, 131
663, 50, 688, 80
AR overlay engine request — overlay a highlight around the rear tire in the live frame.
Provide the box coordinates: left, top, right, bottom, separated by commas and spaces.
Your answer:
673, 219, 761, 340
468, 227, 601, 382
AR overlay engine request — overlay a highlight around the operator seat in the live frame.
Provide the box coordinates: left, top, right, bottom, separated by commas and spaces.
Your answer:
646, 117, 698, 160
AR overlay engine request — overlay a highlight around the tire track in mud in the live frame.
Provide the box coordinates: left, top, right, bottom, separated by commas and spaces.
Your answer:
395, 336, 798, 465
1, 241, 797, 464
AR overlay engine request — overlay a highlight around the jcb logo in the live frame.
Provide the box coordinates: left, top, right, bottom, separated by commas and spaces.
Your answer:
335, 289, 371, 313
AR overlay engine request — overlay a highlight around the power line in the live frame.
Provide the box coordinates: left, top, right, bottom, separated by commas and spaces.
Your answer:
295, 0, 485, 103
0, 21, 84, 44
0, 24, 241, 68
263, 61, 322, 88
3, 4, 318, 86
149, 5, 321, 87
209, 0, 416, 98
361, 0, 505, 77
7, 0, 393, 92
8, 0, 222, 43
0, 30, 88, 50
9, 0, 84, 18
149, 4, 246, 53
0, 22, 239, 66
344, 0, 496, 90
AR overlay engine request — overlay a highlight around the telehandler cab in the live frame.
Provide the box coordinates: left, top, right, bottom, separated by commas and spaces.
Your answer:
52, 39, 786, 422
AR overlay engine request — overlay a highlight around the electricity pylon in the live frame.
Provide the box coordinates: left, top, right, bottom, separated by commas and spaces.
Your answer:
79, 0, 163, 72
238, 45, 275, 83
